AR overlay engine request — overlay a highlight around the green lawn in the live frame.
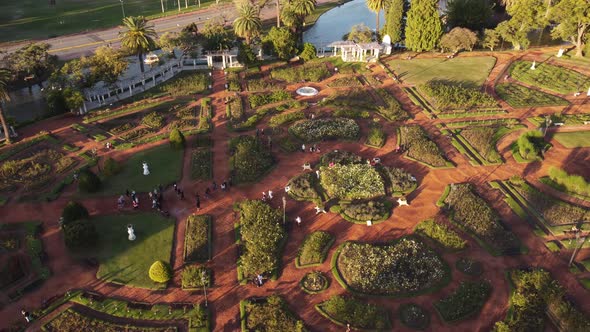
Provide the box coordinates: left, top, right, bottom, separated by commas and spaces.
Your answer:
495, 83, 569, 108
509, 61, 590, 94
553, 131, 590, 148
91, 144, 183, 196
388, 56, 496, 87
80, 213, 174, 289
0, 0, 220, 43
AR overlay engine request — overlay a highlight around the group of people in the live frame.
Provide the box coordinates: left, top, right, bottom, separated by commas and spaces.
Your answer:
261, 190, 273, 201
301, 143, 320, 153
195, 178, 232, 210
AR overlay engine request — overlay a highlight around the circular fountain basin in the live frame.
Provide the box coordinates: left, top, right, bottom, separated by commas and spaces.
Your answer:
296, 87, 319, 96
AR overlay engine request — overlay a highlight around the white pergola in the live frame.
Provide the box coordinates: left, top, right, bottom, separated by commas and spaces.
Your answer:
204, 50, 241, 69
328, 41, 381, 62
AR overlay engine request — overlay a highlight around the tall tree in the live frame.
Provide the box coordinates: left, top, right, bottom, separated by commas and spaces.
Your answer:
439, 27, 478, 52
384, 0, 405, 43
445, 0, 493, 31
550, 0, 590, 57
4, 43, 56, 88
119, 16, 157, 73
366, 0, 386, 34
495, 0, 547, 50
290, 0, 316, 17
0, 69, 12, 144
281, 0, 316, 40
405, 0, 443, 51
233, 1, 262, 44
85, 46, 128, 86
201, 20, 234, 51
263, 27, 297, 59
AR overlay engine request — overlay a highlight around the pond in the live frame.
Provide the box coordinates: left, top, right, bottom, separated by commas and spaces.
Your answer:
303, 0, 384, 47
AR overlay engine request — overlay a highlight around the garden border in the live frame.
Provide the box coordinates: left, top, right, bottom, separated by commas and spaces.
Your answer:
295, 232, 335, 268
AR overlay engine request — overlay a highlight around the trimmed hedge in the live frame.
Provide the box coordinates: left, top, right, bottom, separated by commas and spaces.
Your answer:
316, 296, 391, 330
296, 231, 334, 267
414, 219, 467, 250
434, 280, 491, 322
61, 201, 89, 225
148, 260, 172, 283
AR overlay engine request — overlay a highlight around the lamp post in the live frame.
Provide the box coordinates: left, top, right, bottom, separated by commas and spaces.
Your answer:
282, 196, 286, 225
201, 270, 208, 307
119, 0, 125, 19
569, 226, 585, 267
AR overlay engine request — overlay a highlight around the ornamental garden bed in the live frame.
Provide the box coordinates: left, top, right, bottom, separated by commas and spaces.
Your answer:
270, 62, 331, 82
269, 110, 305, 128
183, 215, 212, 263
327, 76, 363, 87
417, 80, 497, 111
296, 231, 334, 268
377, 166, 418, 197
414, 219, 467, 251
181, 265, 212, 290
539, 175, 590, 202
190, 149, 212, 180
434, 280, 491, 323
321, 89, 377, 110
455, 257, 483, 276
239, 295, 306, 332
495, 83, 569, 107
315, 295, 391, 330
319, 163, 385, 200
399, 303, 430, 330
300, 271, 329, 294
248, 90, 291, 108
398, 125, 453, 168
289, 117, 360, 142
511, 130, 551, 163
232, 100, 304, 131
229, 135, 274, 184
365, 122, 386, 147
332, 237, 450, 297
286, 172, 324, 203
527, 113, 590, 128
330, 199, 393, 224
509, 61, 590, 94
442, 183, 523, 256
375, 88, 410, 121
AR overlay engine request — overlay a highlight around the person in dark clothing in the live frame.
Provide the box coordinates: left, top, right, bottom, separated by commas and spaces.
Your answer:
196, 194, 201, 210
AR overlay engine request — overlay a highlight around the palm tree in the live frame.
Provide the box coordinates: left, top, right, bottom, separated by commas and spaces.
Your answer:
366, 0, 386, 36
233, 2, 262, 44
290, 0, 316, 17
0, 69, 12, 144
119, 16, 157, 73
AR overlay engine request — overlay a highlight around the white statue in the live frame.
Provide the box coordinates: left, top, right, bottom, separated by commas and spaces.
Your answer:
557, 49, 565, 57
530, 61, 536, 70
382, 34, 392, 55
127, 224, 136, 241
397, 197, 409, 207
587, 86, 590, 97
142, 162, 150, 176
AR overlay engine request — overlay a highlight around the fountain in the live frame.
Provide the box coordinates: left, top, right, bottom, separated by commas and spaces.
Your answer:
296, 87, 319, 96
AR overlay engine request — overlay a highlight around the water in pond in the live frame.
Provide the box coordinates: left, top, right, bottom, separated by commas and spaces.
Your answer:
4, 86, 47, 123
303, 0, 385, 47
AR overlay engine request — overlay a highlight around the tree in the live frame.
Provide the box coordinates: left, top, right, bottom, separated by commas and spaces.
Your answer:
176, 30, 199, 57
169, 128, 185, 149
201, 20, 234, 51
495, 0, 547, 50
233, 1, 262, 44
62, 201, 89, 225
102, 157, 121, 177
384, 0, 405, 44
482, 28, 501, 51
238, 42, 257, 65
85, 46, 128, 85
159, 31, 179, 56
263, 27, 297, 60
4, 43, 56, 88
366, 0, 386, 34
347, 24, 374, 43
439, 27, 478, 52
299, 43, 317, 61
445, 0, 493, 31
281, 0, 316, 40
64, 220, 98, 249
119, 16, 157, 73
78, 169, 102, 193
0, 69, 12, 144
405, 0, 444, 52
550, 0, 590, 57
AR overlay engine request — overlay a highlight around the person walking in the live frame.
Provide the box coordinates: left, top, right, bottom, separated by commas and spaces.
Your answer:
180, 190, 185, 200
295, 216, 302, 226
196, 194, 201, 211
212, 181, 217, 190
262, 192, 267, 201
268, 190, 273, 199
301, 144, 306, 152
205, 187, 211, 199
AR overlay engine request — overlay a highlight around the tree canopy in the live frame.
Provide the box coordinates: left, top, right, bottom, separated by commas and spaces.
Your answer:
119, 16, 157, 73
405, 0, 443, 51
384, 0, 406, 44
495, 0, 547, 50
550, 0, 590, 57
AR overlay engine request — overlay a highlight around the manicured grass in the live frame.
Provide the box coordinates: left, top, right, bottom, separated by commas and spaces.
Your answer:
553, 131, 590, 148
509, 61, 590, 94
79, 213, 174, 289
389, 56, 496, 87
0, 0, 220, 43
495, 83, 569, 108
92, 144, 183, 196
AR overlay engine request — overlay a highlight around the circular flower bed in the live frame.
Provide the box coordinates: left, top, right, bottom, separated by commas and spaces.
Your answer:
289, 117, 359, 142
334, 237, 449, 296
300, 271, 329, 294
399, 303, 430, 330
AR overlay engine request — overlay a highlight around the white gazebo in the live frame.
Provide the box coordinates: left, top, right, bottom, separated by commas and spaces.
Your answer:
204, 49, 241, 69
328, 41, 381, 62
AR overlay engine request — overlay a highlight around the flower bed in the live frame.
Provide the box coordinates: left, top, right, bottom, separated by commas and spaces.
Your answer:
227, 72, 241, 91
286, 172, 322, 203
181, 265, 211, 289
327, 76, 363, 87
156, 71, 210, 97
333, 108, 370, 119
399, 125, 451, 168
300, 271, 329, 294
271, 63, 331, 82
399, 303, 430, 330
418, 81, 497, 111
378, 166, 417, 196
414, 219, 467, 250
226, 97, 245, 123
376, 88, 410, 121
458, 127, 502, 163
443, 184, 521, 255
190, 149, 212, 180
296, 231, 334, 267
246, 78, 284, 91
183, 215, 211, 263
248, 90, 291, 108
289, 118, 360, 142
334, 237, 449, 296
319, 150, 363, 166
319, 163, 385, 200
322, 89, 377, 109
496, 83, 569, 107
268, 110, 305, 127
141, 111, 165, 129
509, 61, 590, 94
240, 295, 306, 332
229, 136, 274, 184
316, 296, 391, 330
365, 123, 386, 147
331, 199, 393, 224
434, 281, 491, 322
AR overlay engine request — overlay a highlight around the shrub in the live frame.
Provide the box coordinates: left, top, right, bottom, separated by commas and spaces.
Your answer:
269, 110, 305, 127
399, 303, 430, 330
141, 112, 165, 129
414, 219, 467, 250
78, 169, 101, 193
434, 281, 491, 322
375, 88, 410, 121
297, 231, 333, 266
516, 130, 547, 160
336, 238, 448, 295
102, 157, 121, 177
148, 260, 172, 283
418, 81, 497, 110
548, 166, 590, 197
318, 150, 363, 166
286, 172, 321, 202
271, 63, 330, 82
229, 136, 274, 184
320, 164, 385, 200
333, 108, 370, 119
184, 215, 210, 262
338, 200, 391, 222
399, 125, 449, 167
299, 43, 317, 61
62, 201, 89, 225
181, 265, 210, 289
248, 90, 291, 108
365, 123, 386, 147
318, 296, 390, 329
64, 220, 98, 249
169, 128, 185, 149
379, 166, 417, 196
289, 117, 360, 142
245, 295, 306, 331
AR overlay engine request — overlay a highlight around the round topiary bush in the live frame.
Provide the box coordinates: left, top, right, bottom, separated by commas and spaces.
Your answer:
149, 260, 172, 283
63, 220, 98, 249
78, 169, 101, 193
102, 157, 121, 177
62, 201, 89, 225
169, 128, 185, 149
